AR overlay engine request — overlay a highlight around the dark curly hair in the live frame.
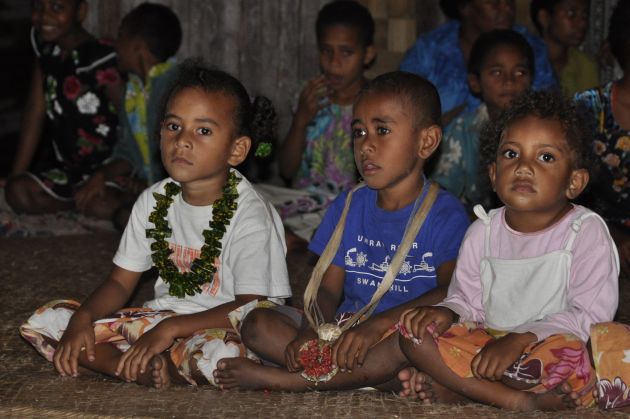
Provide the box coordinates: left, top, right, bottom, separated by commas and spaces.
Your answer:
480, 90, 595, 174
159, 59, 276, 158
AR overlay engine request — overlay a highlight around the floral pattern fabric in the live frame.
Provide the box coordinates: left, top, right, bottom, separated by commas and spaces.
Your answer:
290, 103, 357, 217
417, 322, 595, 406
590, 322, 630, 410
28, 27, 120, 200
19, 299, 276, 386
432, 104, 490, 208
574, 82, 630, 226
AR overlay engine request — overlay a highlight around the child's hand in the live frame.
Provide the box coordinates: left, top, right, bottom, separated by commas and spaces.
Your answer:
115, 322, 175, 382
470, 332, 537, 381
331, 320, 384, 373
284, 327, 318, 372
53, 311, 96, 377
295, 75, 330, 124
74, 172, 106, 212
399, 306, 455, 343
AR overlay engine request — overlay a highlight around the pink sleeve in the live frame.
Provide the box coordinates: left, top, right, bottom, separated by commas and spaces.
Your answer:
437, 220, 486, 323
511, 216, 619, 341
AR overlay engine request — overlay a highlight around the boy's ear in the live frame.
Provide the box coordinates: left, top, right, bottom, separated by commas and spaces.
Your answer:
227, 136, 252, 166
488, 162, 497, 191
418, 125, 442, 160
363, 45, 377, 67
468, 73, 482, 96
565, 168, 589, 200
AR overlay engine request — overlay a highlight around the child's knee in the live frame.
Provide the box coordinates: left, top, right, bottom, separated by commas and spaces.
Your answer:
240, 308, 272, 347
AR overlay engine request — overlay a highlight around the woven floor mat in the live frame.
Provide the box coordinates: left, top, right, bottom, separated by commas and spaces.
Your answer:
1, 234, 627, 418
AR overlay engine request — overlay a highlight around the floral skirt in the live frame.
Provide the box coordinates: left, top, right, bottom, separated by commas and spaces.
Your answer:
591, 321, 630, 409
428, 322, 595, 406
20, 299, 273, 386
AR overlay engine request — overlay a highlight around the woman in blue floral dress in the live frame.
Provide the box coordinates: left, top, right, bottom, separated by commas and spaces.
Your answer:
5, 0, 120, 214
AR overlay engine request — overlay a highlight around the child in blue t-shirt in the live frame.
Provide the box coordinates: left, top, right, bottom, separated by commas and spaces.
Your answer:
212, 72, 469, 392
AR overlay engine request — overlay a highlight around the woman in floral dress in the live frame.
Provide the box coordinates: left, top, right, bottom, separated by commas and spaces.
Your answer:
5, 0, 120, 214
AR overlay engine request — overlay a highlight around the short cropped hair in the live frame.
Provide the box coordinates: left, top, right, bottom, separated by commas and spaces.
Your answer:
316, 0, 375, 47
480, 90, 594, 173
121, 3, 182, 62
357, 71, 442, 129
468, 29, 535, 76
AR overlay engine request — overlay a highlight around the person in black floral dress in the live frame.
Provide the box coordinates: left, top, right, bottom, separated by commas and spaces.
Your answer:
5, 0, 120, 214
574, 1, 630, 277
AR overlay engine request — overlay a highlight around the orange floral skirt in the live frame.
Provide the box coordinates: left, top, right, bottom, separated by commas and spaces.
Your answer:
591, 322, 630, 409
406, 322, 595, 406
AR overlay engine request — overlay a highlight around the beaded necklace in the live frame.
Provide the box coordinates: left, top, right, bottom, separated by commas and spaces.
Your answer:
146, 171, 241, 298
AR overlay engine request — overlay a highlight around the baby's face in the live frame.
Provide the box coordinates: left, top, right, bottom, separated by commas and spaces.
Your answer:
490, 115, 578, 215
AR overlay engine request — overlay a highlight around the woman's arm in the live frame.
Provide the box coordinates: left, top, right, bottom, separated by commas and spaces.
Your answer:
11, 60, 45, 175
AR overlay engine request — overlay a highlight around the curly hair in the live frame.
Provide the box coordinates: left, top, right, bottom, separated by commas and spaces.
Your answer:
159, 58, 276, 152
480, 90, 595, 174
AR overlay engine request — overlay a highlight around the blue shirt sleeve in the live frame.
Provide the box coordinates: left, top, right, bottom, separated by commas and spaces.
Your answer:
426, 190, 470, 269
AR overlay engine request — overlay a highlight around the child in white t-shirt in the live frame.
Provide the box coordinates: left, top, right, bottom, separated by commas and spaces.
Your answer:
20, 60, 291, 389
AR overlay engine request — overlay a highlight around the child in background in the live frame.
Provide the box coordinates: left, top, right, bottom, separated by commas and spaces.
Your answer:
6, 0, 120, 214
213, 72, 470, 392
397, 90, 619, 411
530, 0, 598, 96
20, 61, 291, 389
399, 0, 555, 126
573, 1, 630, 278
433, 29, 533, 209
74, 3, 182, 229
262, 0, 376, 248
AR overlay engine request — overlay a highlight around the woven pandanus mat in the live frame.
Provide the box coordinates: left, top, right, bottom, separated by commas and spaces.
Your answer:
1, 234, 628, 418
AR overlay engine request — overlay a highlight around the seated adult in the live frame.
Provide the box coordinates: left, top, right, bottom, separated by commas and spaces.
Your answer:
530, 0, 599, 96
400, 0, 555, 124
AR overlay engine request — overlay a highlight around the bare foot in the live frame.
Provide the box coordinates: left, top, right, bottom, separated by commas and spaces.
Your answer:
522, 383, 581, 411
555, 382, 584, 408
397, 367, 468, 405
135, 355, 171, 390
397, 367, 435, 403
213, 357, 304, 391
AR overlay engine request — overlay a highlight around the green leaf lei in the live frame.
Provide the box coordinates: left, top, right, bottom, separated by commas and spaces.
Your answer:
146, 171, 241, 298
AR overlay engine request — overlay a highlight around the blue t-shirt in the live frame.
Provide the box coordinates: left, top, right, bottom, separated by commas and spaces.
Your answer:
400, 21, 556, 116
308, 183, 469, 315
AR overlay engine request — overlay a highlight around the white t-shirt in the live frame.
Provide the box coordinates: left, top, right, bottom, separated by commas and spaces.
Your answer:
114, 169, 292, 314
